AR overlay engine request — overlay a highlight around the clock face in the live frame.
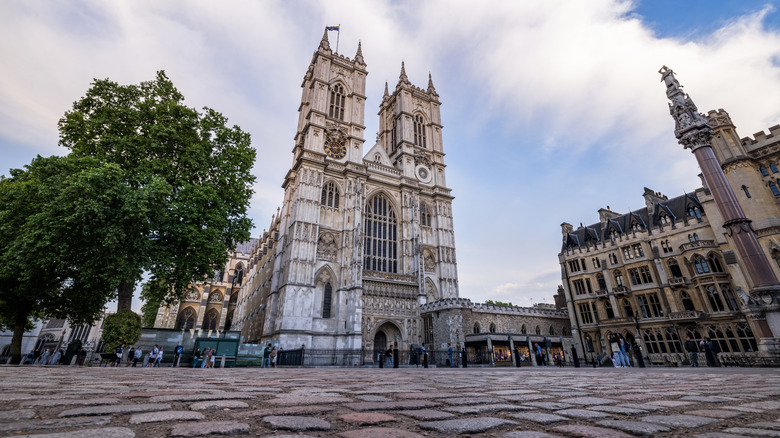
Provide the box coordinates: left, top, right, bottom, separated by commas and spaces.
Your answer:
324, 136, 347, 159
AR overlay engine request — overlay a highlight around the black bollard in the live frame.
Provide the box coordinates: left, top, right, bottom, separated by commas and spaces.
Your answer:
571, 345, 580, 368
393, 348, 399, 368
379, 352, 384, 368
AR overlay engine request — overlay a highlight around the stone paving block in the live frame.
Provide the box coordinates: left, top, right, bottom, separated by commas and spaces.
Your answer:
555, 408, 612, 419
503, 432, 562, 438
397, 409, 455, 420
645, 399, 695, 407
750, 423, 780, 431
695, 433, 751, 438
589, 405, 648, 415
234, 405, 334, 417
170, 420, 250, 437
0, 393, 35, 401
741, 401, 780, 410
129, 410, 205, 424
681, 395, 732, 403
640, 414, 718, 428
525, 401, 576, 410
596, 419, 671, 436
342, 400, 440, 411
149, 393, 253, 403
21, 397, 119, 407
418, 417, 517, 434
356, 395, 392, 402
58, 403, 171, 417
618, 403, 665, 412
263, 415, 331, 431
439, 396, 506, 405
338, 427, 425, 438
444, 403, 531, 414
190, 400, 249, 410
339, 412, 396, 425
559, 396, 618, 405
551, 424, 633, 438
687, 409, 744, 419
724, 406, 766, 413
395, 391, 458, 399
267, 395, 352, 405
11, 427, 136, 438
725, 428, 780, 437
508, 412, 570, 424
490, 389, 542, 395
499, 394, 554, 402
614, 393, 660, 401
0, 416, 112, 433
0, 408, 35, 420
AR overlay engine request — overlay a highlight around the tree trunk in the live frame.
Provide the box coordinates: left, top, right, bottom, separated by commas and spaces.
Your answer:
10, 310, 30, 365
117, 280, 135, 312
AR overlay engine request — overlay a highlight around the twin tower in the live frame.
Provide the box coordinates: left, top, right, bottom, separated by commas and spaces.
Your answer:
232, 30, 460, 356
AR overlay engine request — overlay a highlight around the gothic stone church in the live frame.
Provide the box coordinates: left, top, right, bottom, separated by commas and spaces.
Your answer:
207, 32, 457, 355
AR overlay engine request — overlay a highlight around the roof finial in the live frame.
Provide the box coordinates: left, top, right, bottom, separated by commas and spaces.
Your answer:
659, 66, 711, 149
383, 81, 389, 99
355, 40, 363, 60
427, 72, 438, 95
319, 28, 330, 52
399, 61, 409, 84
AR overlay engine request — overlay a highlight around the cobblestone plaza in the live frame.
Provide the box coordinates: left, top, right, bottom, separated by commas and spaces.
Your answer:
1, 367, 779, 437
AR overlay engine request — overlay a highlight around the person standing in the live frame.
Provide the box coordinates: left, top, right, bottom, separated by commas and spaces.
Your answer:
447, 343, 454, 368
49, 349, 62, 365
534, 343, 544, 367
201, 348, 210, 369
385, 347, 393, 368
37, 348, 51, 366
270, 346, 277, 368
703, 337, 720, 367
684, 336, 699, 367
126, 347, 135, 366
609, 334, 624, 368
132, 347, 142, 367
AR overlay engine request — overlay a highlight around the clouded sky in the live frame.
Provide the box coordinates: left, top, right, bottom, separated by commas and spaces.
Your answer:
2, 0, 779, 312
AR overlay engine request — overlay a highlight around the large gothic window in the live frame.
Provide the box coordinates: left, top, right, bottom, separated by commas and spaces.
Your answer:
413, 114, 427, 148
321, 181, 340, 208
420, 202, 431, 227
202, 308, 219, 331
176, 307, 196, 330
329, 84, 345, 121
363, 194, 398, 273
693, 255, 710, 274
668, 259, 683, 278
322, 282, 333, 319
234, 264, 244, 286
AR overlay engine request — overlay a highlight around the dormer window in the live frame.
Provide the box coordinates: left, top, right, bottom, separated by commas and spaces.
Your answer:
760, 166, 769, 176
659, 214, 670, 226
688, 206, 702, 220
771, 163, 779, 173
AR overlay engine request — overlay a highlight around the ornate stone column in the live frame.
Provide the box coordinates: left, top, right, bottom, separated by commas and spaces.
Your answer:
659, 66, 780, 347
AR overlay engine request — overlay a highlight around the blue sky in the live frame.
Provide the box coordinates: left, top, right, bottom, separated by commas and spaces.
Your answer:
2, 1, 779, 312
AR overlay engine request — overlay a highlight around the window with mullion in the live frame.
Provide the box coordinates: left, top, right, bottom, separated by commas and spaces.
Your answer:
363, 194, 398, 273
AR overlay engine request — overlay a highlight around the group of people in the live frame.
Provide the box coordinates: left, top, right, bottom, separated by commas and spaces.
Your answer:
684, 336, 721, 367
192, 347, 218, 368
109, 344, 163, 367
261, 343, 278, 368
26, 348, 65, 365
608, 333, 633, 368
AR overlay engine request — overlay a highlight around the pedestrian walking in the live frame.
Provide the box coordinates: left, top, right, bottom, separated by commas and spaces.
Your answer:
447, 343, 454, 368
192, 348, 201, 368
534, 343, 544, 366
262, 344, 271, 368
153, 348, 163, 367
37, 348, 51, 366
385, 347, 393, 368
202, 348, 211, 369
126, 347, 135, 366
270, 346, 277, 368
685, 336, 699, 367
703, 337, 720, 367
49, 349, 62, 365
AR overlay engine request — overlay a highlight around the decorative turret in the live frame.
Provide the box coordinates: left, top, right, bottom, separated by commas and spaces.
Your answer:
318, 28, 331, 52
354, 40, 364, 65
427, 72, 438, 97
398, 61, 410, 86
659, 66, 712, 152
383, 81, 389, 101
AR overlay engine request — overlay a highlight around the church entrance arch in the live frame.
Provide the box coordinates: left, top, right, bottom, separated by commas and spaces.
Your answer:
372, 321, 403, 360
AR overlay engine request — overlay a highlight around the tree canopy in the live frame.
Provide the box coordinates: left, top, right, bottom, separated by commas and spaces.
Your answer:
58, 71, 256, 310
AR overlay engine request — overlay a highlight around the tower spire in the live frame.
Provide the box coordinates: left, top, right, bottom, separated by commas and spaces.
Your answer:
399, 61, 410, 85
318, 28, 330, 52
383, 81, 389, 99
354, 40, 364, 64
427, 72, 437, 96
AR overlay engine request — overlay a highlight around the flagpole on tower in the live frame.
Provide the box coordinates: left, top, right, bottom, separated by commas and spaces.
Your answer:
336, 24, 340, 53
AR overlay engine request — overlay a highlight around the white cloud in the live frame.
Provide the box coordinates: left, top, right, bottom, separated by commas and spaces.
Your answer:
1, 0, 779, 311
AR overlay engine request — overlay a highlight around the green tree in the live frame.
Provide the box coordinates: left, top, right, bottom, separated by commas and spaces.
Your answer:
0, 155, 140, 363
485, 300, 513, 307
58, 71, 256, 310
101, 310, 142, 352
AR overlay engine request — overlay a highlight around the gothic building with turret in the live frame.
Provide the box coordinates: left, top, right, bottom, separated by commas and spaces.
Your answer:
559, 68, 780, 365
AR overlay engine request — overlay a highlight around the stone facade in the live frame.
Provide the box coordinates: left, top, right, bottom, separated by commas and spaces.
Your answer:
155, 240, 256, 337
560, 105, 780, 364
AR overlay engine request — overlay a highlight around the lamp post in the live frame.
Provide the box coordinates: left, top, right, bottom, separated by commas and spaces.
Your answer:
632, 314, 646, 367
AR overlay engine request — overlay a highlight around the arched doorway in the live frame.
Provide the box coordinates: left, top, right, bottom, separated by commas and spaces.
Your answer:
373, 331, 387, 361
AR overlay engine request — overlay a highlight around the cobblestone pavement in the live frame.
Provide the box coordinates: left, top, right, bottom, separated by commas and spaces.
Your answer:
1, 366, 779, 437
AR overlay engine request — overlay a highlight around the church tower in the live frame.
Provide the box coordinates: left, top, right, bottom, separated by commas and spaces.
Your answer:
234, 30, 460, 358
